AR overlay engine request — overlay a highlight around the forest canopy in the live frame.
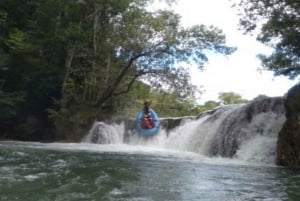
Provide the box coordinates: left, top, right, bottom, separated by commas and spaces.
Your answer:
0, 0, 235, 140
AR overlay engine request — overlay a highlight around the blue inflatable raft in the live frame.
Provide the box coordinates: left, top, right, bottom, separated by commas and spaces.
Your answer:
136, 108, 160, 135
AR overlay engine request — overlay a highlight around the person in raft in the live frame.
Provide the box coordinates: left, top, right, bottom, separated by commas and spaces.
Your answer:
141, 101, 155, 129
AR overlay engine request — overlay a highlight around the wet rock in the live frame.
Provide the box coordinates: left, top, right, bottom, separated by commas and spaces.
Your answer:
210, 97, 285, 157
277, 83, 300, 168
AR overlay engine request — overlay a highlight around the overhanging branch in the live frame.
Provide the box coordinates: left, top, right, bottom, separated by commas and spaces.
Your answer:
95, 52, 147, 107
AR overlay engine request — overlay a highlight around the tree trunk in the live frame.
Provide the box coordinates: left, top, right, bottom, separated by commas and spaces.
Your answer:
61, 49, 74, 102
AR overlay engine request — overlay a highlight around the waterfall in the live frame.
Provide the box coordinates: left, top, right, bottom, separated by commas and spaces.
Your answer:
82, 122, 124, 144
82, 97, 285, 164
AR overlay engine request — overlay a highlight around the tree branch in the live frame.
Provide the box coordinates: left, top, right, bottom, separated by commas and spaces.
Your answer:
113, 72, 144, 96
95, 52, 147, 107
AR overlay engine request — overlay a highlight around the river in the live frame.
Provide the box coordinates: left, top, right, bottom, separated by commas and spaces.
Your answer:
1, 99, 300, 200
0, 141, 300, 201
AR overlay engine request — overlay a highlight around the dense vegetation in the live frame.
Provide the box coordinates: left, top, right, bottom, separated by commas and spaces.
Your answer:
0, 0, 236, 141
3, 0, 296, 142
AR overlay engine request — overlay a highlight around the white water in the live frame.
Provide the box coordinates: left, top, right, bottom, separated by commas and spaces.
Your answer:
2, 140, 298, 201
82, 98, 286, 165
0, 98, 296, 201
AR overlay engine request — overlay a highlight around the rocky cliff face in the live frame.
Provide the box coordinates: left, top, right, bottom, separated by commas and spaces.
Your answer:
277, 83, 300, 168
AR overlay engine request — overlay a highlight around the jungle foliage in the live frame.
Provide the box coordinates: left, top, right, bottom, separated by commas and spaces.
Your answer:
0, 0, 236, 140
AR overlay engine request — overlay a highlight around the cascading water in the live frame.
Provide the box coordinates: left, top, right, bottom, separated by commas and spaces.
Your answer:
82, 97, 285, 165
82, 122, 124, 144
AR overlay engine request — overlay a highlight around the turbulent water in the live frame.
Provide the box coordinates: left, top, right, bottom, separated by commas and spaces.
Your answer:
1, 141, 300, 201
1, 97, 300, 201
83, 97, 285, 165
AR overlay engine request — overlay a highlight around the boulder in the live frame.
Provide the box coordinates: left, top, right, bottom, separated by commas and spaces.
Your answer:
277, 83, 300, 168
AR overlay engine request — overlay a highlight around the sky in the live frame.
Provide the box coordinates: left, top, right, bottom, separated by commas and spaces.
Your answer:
153, 0, 299, 104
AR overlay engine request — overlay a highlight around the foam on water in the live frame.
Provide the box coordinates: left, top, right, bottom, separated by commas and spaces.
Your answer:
0, 140, 277, 169
0, 139, 297, 201
81, 98, 285, 166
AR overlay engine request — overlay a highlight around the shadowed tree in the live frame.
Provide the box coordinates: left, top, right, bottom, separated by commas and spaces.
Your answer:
0, 0, 236, 140
57, 0, 236, 116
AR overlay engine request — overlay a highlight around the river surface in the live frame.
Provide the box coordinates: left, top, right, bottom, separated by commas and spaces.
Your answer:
0, 141, 300, 201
